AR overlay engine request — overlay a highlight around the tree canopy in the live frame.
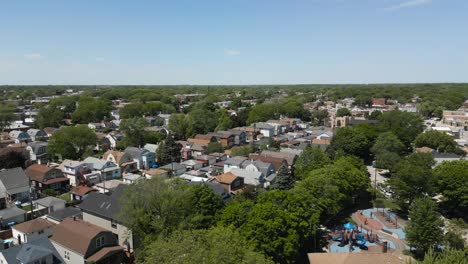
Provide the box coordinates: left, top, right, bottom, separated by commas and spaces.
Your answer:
48, 125, 97, 160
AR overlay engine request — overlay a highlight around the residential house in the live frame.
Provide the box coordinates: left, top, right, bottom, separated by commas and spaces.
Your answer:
232, 127, 258, 142
211, 172, 244, 193
194, 134, 218, 143
240, 160, 275, 177
87, 122, 105, 131
143, 143, 158, 156
195, 155, 217, 166
0, 168, 30, 203
124, 147, 156, 170
158, 114, 171, 126
79, 185, 133, 253
249, 154, 288, 172
103, 150, 137, 173
307, 252, 408, 264
12, 218, 55, 244
58, 160, 88, 187
95, 132, 111, 152
188, 181, 230, 200
43, 127, 58, 138
35, 197, 66, 215
82, 157, 121, 181
9, 130, 31, 144
0, 237, 64, 264
159, 163, 186, 176
143, 168, 168, 179
252, 122, 275, 138
105, 133, 123, 150
51, 218, 124, 264
180, 160, 204, 171
25, 164, 69, 194
25, 141, 48, 165
0, 207, 26, 227
122, 173, 143, 184
223, 156, 247, 173
266, 120, 290, 135
311, 138, 331, 151
262, 150, 297, 168
218, 130, 246, 145
94, 180, 124, 194
208, 132, 235, 147
45, 207, 82, 224
26, 129, 47, 141
70, 186, 97, 201
230, 168, 265, 187
187, 141, 207, 157
177, 141, 193, 160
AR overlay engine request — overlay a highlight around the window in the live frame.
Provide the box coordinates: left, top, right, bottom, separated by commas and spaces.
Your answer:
38, 230, 44, 234
111, 220, 117, 229
96, 236, 105, 247
64, 251, 70, 260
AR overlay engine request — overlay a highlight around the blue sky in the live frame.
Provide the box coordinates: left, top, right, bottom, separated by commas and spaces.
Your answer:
0, 0, 467, 85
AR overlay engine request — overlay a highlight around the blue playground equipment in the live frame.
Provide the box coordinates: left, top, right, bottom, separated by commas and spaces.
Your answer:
355, 234, 367, 247
344, 222, 355, 230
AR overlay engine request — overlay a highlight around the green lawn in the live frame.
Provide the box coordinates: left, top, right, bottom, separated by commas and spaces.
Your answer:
57, 192, 72, 203
21, 204, 33, 211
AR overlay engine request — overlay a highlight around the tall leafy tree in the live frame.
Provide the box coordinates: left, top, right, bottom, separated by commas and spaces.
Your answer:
405, 197, 444, 255
215, 109, 233, 131
377, 110, 424, 147
434, 160, 468, 217
142, 227, 273, 264
294, 146, 330, 179
35, 106, 64, 129
414, 130, 460, 153
0, 105, 15, 131
48, 125, 97, 160
156, 134, 182, 165
336, 107, 351, 117
271, 164, 294, 190
119, 117, 149, 147
310, 110, 328, 126
71, 97, 112, 124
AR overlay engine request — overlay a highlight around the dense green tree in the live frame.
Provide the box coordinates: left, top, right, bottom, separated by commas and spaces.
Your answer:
0, 149, 28, 169
246, 104, 276, 125
71, 97, 112, 123
328, 124, 377, 160
294, 146, 331, 179
378, 110, 424, 147
443, 219, 467, 250
310, 110, 328, 126
375, 151, 402, 171
187, 109, 219, 137
48, 125, 97, 160
144, 131, 166, 144
215, 109, 234, 131
336, 107, 351, 117
120, 117, 149, 147
405, 197, 444, 255
35, 106, 64, 129
119, 177, 225, 246
414, 130, 460, 153
271, 164, 294, 190
371, 132, 406, 156
168, 113, 189, 139
119, 103, 145, 119
206, 142, 224, 154
434, 161, 468, 217
0, 105, 16, 131
369, 110, 382, 120
413, 248, 467, 264
142, 227, 273, 264
388, 153, 436, 212
156, 134, 182, 165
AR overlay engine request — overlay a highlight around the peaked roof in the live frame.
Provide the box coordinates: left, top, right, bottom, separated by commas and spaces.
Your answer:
0, 167, 29, 193
51, 218, 109, 256
25, 164, 62, 182
1, 237, 63, 264
12, 218, 54, 234
78, 184, 126, 221
215, 172, 238, 184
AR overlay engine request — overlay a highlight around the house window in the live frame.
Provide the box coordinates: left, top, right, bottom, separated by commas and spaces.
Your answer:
96, 236, 105, 247
64, 251, 70, 260
111, 220, 117, 229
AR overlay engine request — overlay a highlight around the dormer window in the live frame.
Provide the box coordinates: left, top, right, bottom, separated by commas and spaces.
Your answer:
96, 236, 105, 248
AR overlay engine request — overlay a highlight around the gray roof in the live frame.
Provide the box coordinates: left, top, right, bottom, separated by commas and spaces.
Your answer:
252, 122, 274, 129
0, 207, 26, 220
27, 129, 46, 138
78, 184, 126, 221
188, 181, 229, 199
240, 160, 274, 177
0, 167, 30, 194
143, 143, 158, 153
124, 147, 150, 159
35, 196, 66, 208
1, 236, 64, 264
123, 173, 142, 181
224, 156, 247, 166
160, 162, 186, 171
27, 141, 48, 153
9, 130, 30, 140
47, 207, 82, 222
82, 157, 112, 170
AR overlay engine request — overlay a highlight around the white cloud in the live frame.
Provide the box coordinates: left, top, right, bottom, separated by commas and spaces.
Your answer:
23, 53, 42, 60
384, 0, 432, 11
95, 57, 105, 62
225, 50, 241, 56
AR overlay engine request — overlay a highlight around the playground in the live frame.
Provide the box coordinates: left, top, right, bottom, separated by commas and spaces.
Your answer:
326, 208, 408, 254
